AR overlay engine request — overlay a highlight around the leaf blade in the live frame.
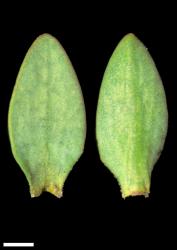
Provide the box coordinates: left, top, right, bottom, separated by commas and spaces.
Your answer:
96, 33, 168, 198
8, 34, 86, 197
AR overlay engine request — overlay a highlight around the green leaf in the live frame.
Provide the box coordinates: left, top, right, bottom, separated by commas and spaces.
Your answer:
96, 33, 168, 198
8, 34, 86, 198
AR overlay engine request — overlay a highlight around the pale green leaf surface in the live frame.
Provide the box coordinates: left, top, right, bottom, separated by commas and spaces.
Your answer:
96, 33, 168, 198
8, 34, 86, 198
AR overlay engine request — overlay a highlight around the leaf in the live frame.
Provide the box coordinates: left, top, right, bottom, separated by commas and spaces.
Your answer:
8, 33, 86, 198
96, 33, 168, 198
